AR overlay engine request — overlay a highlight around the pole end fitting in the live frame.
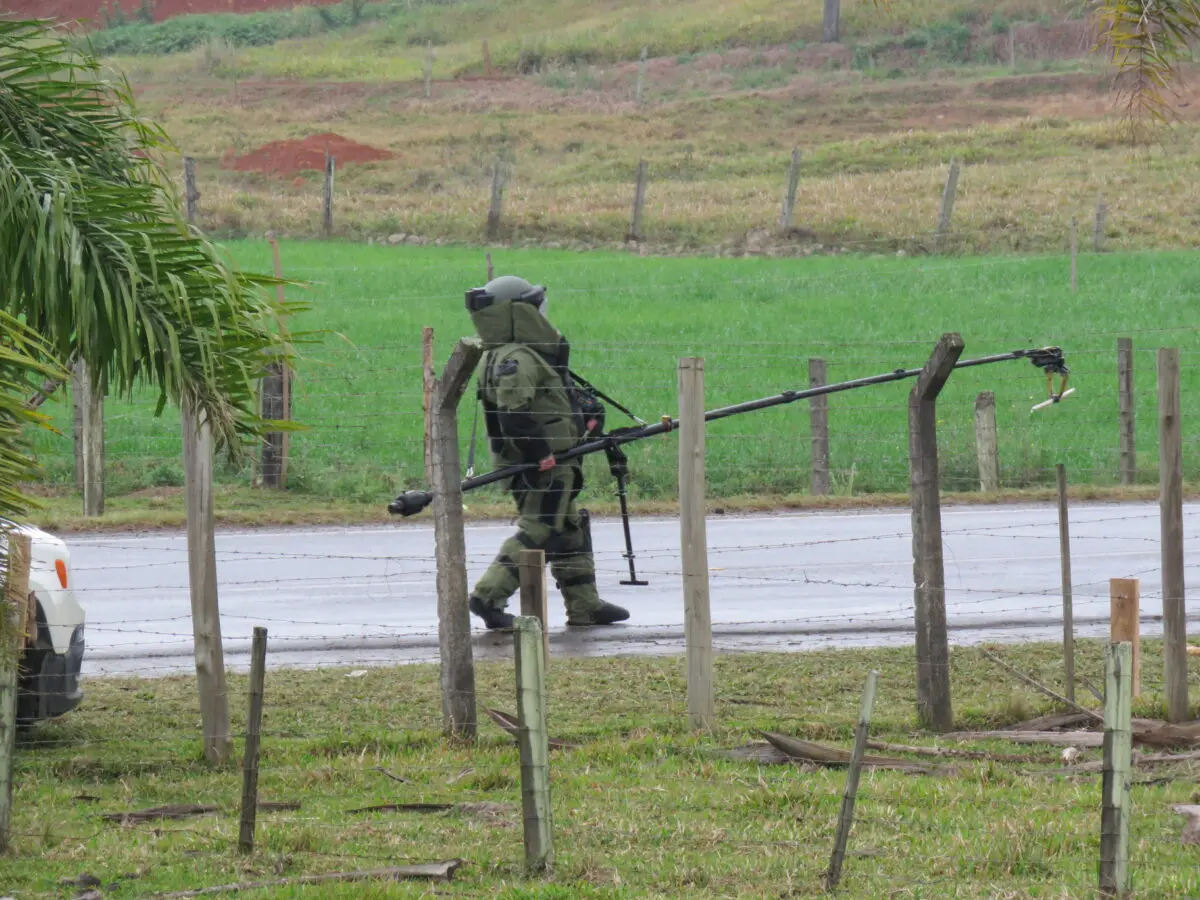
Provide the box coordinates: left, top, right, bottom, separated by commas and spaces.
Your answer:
388, 491, 434, 517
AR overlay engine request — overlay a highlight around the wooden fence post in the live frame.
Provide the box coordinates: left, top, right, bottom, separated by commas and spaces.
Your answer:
1009, 25, 1017, 69
519, 549, 550, 665
486, 157, 506, 240
823, 0, 840, 42
679, 357, 713, 731
515, 616, 553, 872
1070, 216, 1078, 293
1057, 464, 1075, 703
482, 39, 493, 77
184, 156, 199, 225
0, 531, 31, 854
428, 335, 483, 741
1094, 194, 1108, 252
238, 626, 268, 854
780, 148, 802, 231
627, 159, 648, 243
1157, 348, 1187, 722
182, 397, 233, 765
1117, 338, 1135, 485
260, 235, 291, 489
424, 41, 434, 98
809, 358, 830, 496
75, 364, 104, 517
635, 46, 648, 106
322, 152, 335, 237
825, 669, 879, 891
1109, 578, 1140, 698
974, 391, 999, 492
933, 158, 960, 251
1099, 641, 1133, 899
908, 333, 964, 732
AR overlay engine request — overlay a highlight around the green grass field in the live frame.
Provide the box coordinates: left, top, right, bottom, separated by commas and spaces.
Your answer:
25, 242, 1200, 516
7, 642, 1199, 897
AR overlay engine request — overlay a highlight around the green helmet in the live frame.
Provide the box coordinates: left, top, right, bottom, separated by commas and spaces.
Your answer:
465, 275, 547, 313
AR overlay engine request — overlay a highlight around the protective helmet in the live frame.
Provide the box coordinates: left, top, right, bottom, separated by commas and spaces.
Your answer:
465, 275, 547, 313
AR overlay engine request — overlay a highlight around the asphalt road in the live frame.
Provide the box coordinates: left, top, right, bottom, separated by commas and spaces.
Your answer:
71, 501, 1199, 675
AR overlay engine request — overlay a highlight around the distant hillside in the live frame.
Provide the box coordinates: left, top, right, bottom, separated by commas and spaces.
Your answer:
0, 0, 339, 26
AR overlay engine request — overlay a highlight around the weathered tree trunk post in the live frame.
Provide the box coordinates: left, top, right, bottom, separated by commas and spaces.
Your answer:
238, 626, 268, 854
780, 148, 802, 231
679, 357, 713, 731
825, 669, 879, 890
0, 531, 31, 853
182, 397, 233, 765
322, 152, 335, 237
515, 616, 553, 872
427, 334, 483, 741
809, 358, 830, 496
1117, 338, 1135, 485
1057, 464, 1075, 703
823, 0, 840, 43
933, 158, 960, 251
627, 159, 648, 243
519, 549, 550, 665
1157, 348, 1187, 722
908, 333, 964, 732
486, 157, 506, 240
1094, 194, 1108, 252
424, 41, 434, 99
635, 46, 648, 106
77, 364, 105, 517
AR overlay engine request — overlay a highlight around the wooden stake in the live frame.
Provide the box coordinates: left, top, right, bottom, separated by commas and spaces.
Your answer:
823, 0, 840, 42
1099, 641, 1133, 899
238, 626, 268, 854
322, 152, 335, 237
182, 398, 233, 765
0, 532, 31, 854
1109, 578, 1140, 699
1157, 347, 1187, 722
825, 669, 879, 891
1009, 25, 1017, 69
485, 252, 494, 281
679, 357, 713, 730
429, 337, 483, 741
482, 38, 493, 77
908, 333, 964, 732
424, 41, 434, 99
934, 158, 960, 251
973, 391, 999, 492
515, 616, 553, 872
635, 46, 648, 106
78, 364, 105, 517
1117, 338, 1135, 485
1057, 464, 1075, 704
519, 549, 550, 666
627, 159, 648, 243
780, 148, 802, 231
809, 358, 830, 496
1070, 217, 1078, 292
486, 157, 505, 240
184, 156, 199, 225
269, 236, 291, 488
1094, 193, 1108, 252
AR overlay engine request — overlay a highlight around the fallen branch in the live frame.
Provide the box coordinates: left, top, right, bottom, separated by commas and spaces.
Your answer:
347, 803, 452, 815
485, 708, 579, 749
257, 801, 301, 812
760, 731, 943, 775
1069, 750, 1200, 774
151, 861, 463, 897
1002, 712, 1093, 732
1172, 805, 1200, 844
944, 730, 1104, 748
371, 766, 409, 784
979, 648, 1102, 723
101, 804, 219, 824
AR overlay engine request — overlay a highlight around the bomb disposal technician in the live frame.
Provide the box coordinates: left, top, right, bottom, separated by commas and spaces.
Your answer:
464, 275, 630, 631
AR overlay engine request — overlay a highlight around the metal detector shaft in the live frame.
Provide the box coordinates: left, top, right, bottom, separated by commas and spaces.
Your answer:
613, 469, 648, 585
387, 346, 1059, 516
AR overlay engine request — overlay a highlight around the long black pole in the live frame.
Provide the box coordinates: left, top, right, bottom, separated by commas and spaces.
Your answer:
388, 347, 1057, 516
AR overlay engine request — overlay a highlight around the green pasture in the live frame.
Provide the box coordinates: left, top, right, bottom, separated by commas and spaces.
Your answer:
26, 243, 1199, 508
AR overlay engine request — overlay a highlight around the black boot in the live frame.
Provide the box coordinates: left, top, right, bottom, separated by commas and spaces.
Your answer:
469, 596, 515, 631
567, 601, 630, 627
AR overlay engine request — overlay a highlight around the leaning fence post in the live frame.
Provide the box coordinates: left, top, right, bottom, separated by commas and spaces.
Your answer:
1117, 338, 1135, 485
1057, 464, 1075, 703
1157, 347, 1188, 722
908, 333, 964, 732
1099, 641, 1133, 899
780, 148, 802, 231
428, 334, 483, 741
933, 158, 960, 251
1109, 578, 1140, 699
825, 669, 879, 891
679, 357, 713, 730
0, 531, 31, 854
515, 616, 553, 872
238, 626, 268, 854
809, 358, 830, 496
627, 159, 648, 243
635, 46, 648, 106
973, 391, 999, 492
424, 41, 434, 98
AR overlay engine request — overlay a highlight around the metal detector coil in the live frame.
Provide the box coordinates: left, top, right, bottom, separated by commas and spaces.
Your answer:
1026, 346, 1073, 412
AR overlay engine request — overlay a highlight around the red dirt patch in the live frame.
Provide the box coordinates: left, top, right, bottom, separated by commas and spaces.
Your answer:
3, 0, 339, 25
221, 132, 394, 176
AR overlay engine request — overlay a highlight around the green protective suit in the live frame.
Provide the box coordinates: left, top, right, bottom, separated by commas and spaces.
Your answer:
467, 298, 603, 622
